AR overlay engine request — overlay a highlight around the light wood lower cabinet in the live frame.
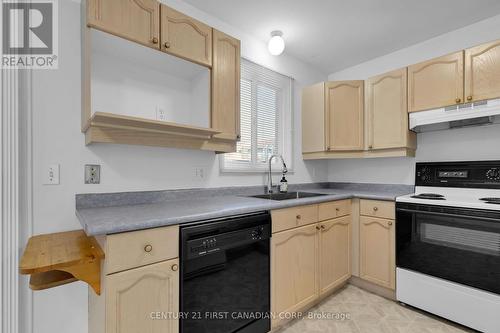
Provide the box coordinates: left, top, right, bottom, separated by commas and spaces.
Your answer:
106, 259, 179, 333
359, 216, 395, 290
319, 216, 351, 295
271, 202, 353, 328
271, 224, 319, 327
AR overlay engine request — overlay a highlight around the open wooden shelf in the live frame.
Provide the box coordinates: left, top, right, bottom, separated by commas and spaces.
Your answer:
87, 112, 221, 139
20, 230, 105, 294
84, 112, 236, 153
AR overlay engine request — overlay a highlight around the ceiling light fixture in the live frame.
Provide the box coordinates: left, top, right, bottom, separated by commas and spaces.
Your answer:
268, 30, 285, 56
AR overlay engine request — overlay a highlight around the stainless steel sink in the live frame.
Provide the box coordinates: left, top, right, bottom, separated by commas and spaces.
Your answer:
249, 191, 329, 201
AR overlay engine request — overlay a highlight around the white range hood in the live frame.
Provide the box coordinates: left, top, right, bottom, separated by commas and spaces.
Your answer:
410, 98, 500, 132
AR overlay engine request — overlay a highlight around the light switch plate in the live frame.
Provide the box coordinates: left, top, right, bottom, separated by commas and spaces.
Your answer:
43, 164, 60, 185
85, 164, 101, 184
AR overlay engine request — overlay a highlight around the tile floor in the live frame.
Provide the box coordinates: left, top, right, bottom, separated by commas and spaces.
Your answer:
281, 285, 474, 333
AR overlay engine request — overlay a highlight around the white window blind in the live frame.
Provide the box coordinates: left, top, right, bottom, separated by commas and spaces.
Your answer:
221, 59, 293, 172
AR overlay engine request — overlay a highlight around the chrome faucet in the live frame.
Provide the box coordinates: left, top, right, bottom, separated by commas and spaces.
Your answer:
267, 154, 288, 194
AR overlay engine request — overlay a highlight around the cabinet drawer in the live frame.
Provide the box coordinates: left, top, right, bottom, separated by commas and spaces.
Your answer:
272, 205, 318, 233
318, 199, 351, 221
106, 225, 179, 274
360, 200, 395, 220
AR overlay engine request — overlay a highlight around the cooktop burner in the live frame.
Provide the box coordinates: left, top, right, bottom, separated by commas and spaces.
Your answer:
411, 193, 446, 200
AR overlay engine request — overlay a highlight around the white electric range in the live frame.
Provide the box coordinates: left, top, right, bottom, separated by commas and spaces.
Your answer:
395, 161, 500, 333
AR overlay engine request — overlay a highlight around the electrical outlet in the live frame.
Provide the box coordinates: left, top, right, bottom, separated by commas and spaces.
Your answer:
156, 107, 166, 121
43, 164, 60, 185
85, 164, 101, 184
193, 166, 207, 181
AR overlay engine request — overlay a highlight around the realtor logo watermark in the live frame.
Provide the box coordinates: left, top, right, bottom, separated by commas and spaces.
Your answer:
2, 0, 58, 69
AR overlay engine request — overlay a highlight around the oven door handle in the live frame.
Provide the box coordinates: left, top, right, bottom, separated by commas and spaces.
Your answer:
397, 208, 500, 223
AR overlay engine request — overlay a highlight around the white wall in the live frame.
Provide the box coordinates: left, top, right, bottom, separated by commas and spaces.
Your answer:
327, 14, 500, 185
27, 1, 327, 333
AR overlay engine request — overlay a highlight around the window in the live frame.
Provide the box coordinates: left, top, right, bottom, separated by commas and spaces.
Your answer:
221, 59, 293, 172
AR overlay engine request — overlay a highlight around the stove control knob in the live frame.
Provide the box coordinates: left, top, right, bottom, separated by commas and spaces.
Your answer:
486, 168, 500, 181
418, 167, 431, 182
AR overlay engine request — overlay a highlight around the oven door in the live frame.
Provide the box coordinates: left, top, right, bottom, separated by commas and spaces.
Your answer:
396, 202, 500, 294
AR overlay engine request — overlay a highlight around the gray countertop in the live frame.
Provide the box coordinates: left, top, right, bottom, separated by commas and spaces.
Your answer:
76, 184, 413, 236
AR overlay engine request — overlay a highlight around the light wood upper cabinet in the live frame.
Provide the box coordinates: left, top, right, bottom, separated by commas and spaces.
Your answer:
319, 216, 351, 295
465, 39, 500, 103
408, 51, 464, 112
366, 68, 416, 150
212, 29, 241, 141
359, 216, 395, 290
160, 5, 212, 67
106, 259, 179, 333
326, 81, 364, 151
87, 0, 160, 49
271, 224, 318, 328
302, 83, 326, 153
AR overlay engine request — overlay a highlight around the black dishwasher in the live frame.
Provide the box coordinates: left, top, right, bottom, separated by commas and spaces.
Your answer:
180, 212, 271, 333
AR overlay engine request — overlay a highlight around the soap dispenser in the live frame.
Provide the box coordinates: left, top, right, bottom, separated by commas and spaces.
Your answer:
279, 174, 288, 193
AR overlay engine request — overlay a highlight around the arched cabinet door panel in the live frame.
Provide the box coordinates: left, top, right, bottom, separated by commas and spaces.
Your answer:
87, 0, 160, 48
408, 51, 464, 112
359, 216, 395, 290
271, 224, 319, 328
365, 68, 415, 150
325, 81, 364, 151
319, 216, 351, 295
160, 4, 212, 67
465, 39, 500, 103
106, 259, 179, 333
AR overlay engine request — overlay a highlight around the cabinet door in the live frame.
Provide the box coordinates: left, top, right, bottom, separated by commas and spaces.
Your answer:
106, 259, 179, 333
319, 216, 351, 295
325, 81, 364, 151
87, 0, 160, 49
272, 224, 319, 327
366, 68, 415, 150
360, 216, 395, 290
160, 5, 212, 67
302, 82, 326, 153
408, 51, 464, 112
465, 39, 500, 103
212, 30, 241, 141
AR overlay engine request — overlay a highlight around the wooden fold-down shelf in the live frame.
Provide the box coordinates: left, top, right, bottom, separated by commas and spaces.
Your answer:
20, 230, 104, 295
87, 112, 220, 139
